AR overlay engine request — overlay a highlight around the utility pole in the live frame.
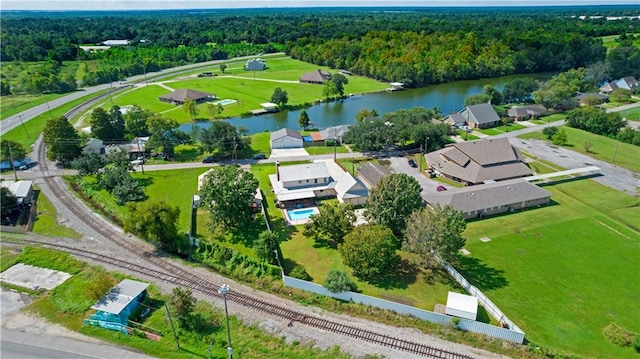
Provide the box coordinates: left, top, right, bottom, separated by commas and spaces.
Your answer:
136, 138, 145, 174
46, 101, 53, 119
218, 284, 233, 359
232, 135, 237, 165
18, 115, 29, 138
164, 304, 180, 349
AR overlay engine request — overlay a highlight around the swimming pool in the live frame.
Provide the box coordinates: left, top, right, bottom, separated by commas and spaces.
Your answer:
215, 99, 237, 106
287, 208, 317, 221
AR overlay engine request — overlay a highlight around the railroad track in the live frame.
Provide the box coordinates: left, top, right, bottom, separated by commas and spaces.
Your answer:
33, 96, 475, 359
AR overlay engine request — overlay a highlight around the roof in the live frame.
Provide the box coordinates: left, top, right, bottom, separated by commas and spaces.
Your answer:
278, 162, 331, 182
443, 113, 466, 126
357, 162, 391, 187
508, 107, 529, 118
309, 132, 324, 141
299, 69, 332, 83
260, 102, 278, 109
424, 179, 551, 213
1, 180, 33, 199
335, 172, 368, 200
446, 292, 478, 315
575, 92, 609, 101
460, 103, 500, 125
270, 128, 302, 141
159, 89, 214, 103
91, 279, 149, 315
319, 125, 351, 140
102, 40, 129, 46
426, 138, 531, 184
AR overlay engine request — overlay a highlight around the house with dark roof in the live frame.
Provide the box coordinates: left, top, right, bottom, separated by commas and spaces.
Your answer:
159, 89, 215, 105
425, 138, 531, 186
245, 59, 266, 71
270, 128, 303, 149
458, 103, 501, 129
574, 92, 609, 105
424, 178, 551, 219
443, 113, 467, 128
299, 69, 332, 84
507, 105, 547, 122
357, 162, 391, 190
600, 76, 638, 94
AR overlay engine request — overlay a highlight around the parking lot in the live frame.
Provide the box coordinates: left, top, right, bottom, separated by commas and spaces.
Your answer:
387, 156, 443, 199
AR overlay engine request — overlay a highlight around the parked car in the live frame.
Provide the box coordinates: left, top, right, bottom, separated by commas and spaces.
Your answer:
131, 157, 145, 166
436, 185, 447, 192
202, 156, 215, 163
408, 159, 418, 168
253, 153, 267, 160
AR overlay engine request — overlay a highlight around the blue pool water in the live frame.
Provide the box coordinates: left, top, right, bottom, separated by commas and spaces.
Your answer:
216, 99, 237, 106
287, 208, 316, 221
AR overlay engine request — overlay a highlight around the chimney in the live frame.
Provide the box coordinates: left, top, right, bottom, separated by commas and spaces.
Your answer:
276, 161, 280, 181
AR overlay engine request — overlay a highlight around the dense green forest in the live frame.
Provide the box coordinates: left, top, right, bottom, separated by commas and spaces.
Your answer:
1, 6, 639, 92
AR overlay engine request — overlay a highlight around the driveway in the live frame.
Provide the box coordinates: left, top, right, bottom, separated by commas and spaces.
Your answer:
270, 148, 310, 158
387, 156, 442, 199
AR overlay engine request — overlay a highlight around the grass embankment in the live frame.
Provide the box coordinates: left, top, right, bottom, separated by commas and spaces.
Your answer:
519, 126, 640, 173
464, 179, 640, 358
1, 247, 349, 359
108, 57, 388, 124
31, 187, 82, 239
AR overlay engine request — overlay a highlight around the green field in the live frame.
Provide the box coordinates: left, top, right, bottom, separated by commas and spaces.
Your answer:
464, 179, 639, 358
519, 126, 640, 173
31, 188, 82, 239
0, 93, 67, 121
599, 33, 640, 51
476, 122, 527, 136
618, 106, 640, 121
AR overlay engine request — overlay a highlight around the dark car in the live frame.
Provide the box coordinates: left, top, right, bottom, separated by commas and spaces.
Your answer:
253, 153, 267, 160
408, 159, 418, 168
436, 185, 447, 192
202, 156, 215, 163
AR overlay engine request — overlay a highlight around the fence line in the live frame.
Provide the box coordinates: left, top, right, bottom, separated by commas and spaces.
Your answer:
282, 275, 525, 343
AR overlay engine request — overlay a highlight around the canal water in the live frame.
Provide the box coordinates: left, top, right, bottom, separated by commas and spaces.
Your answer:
180, 73, 553, 135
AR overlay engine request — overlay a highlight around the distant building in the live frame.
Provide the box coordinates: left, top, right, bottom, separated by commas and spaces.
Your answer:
84, 279, 149, 334
356, 162, 391, 190
82, 138, 105, 156
101, 39, 130, 46
159, 89, 215, 105
600, 76, 638, 94
319, 125, 351, 143
507, 105, 547, 122
270, 128, 303, 149
299, 69, 332, 84
334, 172, 369, 206
1, 180, 34, 207
245, 59, 267, 71
574, 92, 609, 105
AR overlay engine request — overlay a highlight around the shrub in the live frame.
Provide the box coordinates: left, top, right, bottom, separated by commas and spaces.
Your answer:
602, 322, 638, 347
542, 126, 558, 139
633, 336, 640, 353
289, 265, 312, 281
324, 270, 357, 293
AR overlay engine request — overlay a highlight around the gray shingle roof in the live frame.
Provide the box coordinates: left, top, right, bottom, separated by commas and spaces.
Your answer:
299, 69, 332, 83
270, 128, 302, 141
357, 162, 391, 187
159, 88, 214, 103
460, 103, 500, 125
444, 113, 467, 126
319, 125, 351, 140
424, 179, 551, 214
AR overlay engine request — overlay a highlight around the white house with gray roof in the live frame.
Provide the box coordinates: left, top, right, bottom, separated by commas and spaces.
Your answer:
458, 103, 501, 129
426, 138, 531, 186
424, 178, 551, 219
334, 172, 369, 206
270, 128, 303, 149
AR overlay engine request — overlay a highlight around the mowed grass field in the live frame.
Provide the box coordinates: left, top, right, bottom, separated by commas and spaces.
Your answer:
104, 57, 388, 124
464, 179, 640, 358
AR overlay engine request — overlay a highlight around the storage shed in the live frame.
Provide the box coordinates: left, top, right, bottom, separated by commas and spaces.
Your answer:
89, 279, 149, 325
445, 292, 478, 320
270, 128, 303, 149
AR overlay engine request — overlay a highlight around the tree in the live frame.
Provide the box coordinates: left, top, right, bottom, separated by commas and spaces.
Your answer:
254, 230, 280, 265
86, 268, 116, 301
355, 108, 378, 122
169, 287, 196, 328
365, 173, 423, 239
552, 127, 568, 145
303, 202, 355, 246
201, 121, 248, 156
1, 187, 17, 217
124, 105, 150, 137
199, 165, 259, 230
123, 200, 186, 252
338, 224, 399, 279
147, 115, 180, 158
89, 106, 125, 142
609, 89, 631, 103
583, 141, 594, 153
586, 61, 611, 87
0, 139, 27, 170
71, 153, 106, 176
403, 204, 466, 268
220, 63, 227, 74
542, 126, 558, 140
502, 77, 538, 103
207, 103, 224, 120
324, 270, 357, 293
112, 176, 146, 204
298, 109, 311, 130
43, 116, 81, 163
331, 73, 349, 97
182, 98, 198, 122
483, 85, 503, 105
322, 79, 338, 99
270, 87, 288, 108
464, 93, 491, 106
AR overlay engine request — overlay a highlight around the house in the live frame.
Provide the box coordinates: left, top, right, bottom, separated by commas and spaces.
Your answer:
443, 113, 467, 128
299, 69, 332, 84
319, 125, 351, 144
159, 89, 215, 105
101, 39, 130, 46
357, 162, 391, 190
82, 138, 105, 156
87, 279, 149, 326
423, 178, 551, 219
1, 180, 34, 207
445, 292, 478, 320
507, 105, 546, 121
269, 162, 336, 207
425, 138, 531, 186
600, 76, 639, 94
270, 128, 303, 149
245, 59, 266, 71
458, 103, 501, 129
334, 172, 369, 206
387, 82, 405, 91
574, 92, 609, 105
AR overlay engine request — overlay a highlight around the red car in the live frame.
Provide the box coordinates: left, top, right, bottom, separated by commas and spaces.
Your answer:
436, 185, 447, 192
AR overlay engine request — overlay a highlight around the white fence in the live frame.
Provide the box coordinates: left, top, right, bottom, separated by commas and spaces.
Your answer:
283, 275, 525, 344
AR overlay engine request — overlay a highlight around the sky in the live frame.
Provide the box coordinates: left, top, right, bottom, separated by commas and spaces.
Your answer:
2, 0, 639, 11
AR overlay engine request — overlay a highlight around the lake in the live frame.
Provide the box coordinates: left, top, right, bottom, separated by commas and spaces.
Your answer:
180, 73, 553, 135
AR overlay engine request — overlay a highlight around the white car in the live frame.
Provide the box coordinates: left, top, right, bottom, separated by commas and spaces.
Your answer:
131, 157, 145, 166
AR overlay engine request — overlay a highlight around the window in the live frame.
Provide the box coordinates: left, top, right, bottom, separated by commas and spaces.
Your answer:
314, 179, 318, 184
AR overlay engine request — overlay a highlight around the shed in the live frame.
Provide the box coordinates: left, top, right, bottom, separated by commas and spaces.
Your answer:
445, 292, 478, 320
90, 279, 149, 325
270, 128, 303, 149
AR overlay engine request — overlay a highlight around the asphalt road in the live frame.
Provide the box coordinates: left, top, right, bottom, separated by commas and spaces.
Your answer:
387, 156, 442, 198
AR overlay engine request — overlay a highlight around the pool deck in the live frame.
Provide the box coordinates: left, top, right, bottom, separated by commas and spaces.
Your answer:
282, 207, 319, 226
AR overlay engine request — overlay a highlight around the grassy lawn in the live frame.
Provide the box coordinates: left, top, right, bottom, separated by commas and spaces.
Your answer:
530, 113, 565, 125
618, 106, 640, 121
31, 187, 82, 239
455, 129, 481, 141
0, 93, 67, 120
599, 33, 640, 51
518, 126, 640, 173
2, 90, 109, 149
477, 123, 527, 136
304, 145, 348, 155
463, 179, 639, 358
10, 247, 349, 359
